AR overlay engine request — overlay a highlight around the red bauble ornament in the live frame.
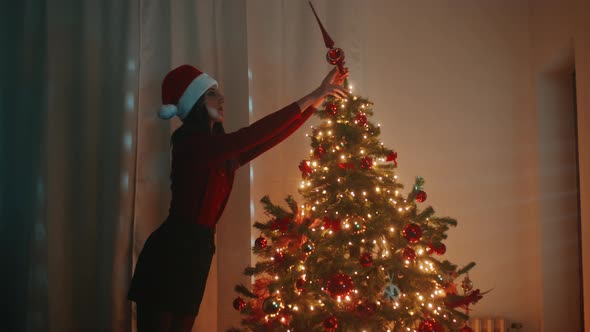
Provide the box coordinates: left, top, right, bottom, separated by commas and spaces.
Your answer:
233, 297, 246, 311
359, 156, 373, 170
325, 102, 338, 117
327, 47, 345, 65
314, 145, 326, 159
426, 244, 433, 255
403, 247, 416, 260
326, 273, 354, 298
461, 326, 474, 332
359, 253, 373, 267
402, 223, 422, 243
354, 112, 368, 126
323, 315, 339, 331
255, 236, 267, 249
416, 190, 427, 203
273, 251, 285, 264
428, 242, 446, 255
296, 278, 306, 292
418, 318, 443, 332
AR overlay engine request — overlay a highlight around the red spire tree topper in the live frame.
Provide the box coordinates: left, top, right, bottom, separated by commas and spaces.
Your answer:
309, 1, 346, 73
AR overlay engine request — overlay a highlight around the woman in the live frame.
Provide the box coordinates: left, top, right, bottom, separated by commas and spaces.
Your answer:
128, 64, 348, 331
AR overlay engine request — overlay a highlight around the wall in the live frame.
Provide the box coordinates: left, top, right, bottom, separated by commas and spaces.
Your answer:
528, 0, 590, 330
363, 1, 540, 330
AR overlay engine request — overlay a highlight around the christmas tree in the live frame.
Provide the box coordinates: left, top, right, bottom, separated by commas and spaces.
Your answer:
230, 92, 484, 332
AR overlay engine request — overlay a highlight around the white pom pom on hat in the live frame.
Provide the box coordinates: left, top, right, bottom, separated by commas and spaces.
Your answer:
159, 64, 218, 120
158, 104, 178, 119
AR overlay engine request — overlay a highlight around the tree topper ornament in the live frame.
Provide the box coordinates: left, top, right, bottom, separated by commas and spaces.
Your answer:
309, 1, 346, 74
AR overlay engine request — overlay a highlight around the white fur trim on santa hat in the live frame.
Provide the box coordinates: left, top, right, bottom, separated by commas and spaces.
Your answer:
177, 73, 218, 119
158, 104, 178, 119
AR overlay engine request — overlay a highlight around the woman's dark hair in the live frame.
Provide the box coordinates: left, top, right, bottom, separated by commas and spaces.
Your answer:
171, 95, 225, 145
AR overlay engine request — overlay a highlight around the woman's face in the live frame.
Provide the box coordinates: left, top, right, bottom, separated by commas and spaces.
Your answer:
204, 88, 224, 123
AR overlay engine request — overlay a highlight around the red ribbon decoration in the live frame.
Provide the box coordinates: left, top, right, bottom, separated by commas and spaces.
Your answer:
271, 216, 291, 232
444, 289, 483, 309
386, 151, 398, 165
338, 162, 356, 170
323, 216, 341, 232
299, 160, 313, 178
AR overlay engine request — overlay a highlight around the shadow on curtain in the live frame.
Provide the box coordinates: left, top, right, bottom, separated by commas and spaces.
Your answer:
1, 1, 47, 331
1, 0, 138, 331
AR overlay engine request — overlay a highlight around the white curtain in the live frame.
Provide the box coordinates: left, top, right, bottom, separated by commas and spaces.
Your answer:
44, 0, 138, 331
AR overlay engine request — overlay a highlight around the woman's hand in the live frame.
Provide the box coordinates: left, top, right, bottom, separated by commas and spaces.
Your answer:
296, 67, 349, 112
324, 66, 349, 88
316, 67, 349, 99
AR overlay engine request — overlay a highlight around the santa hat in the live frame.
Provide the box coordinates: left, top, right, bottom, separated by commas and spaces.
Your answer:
158, 64, 218, 120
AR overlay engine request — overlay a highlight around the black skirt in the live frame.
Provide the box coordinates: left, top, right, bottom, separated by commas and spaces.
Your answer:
128, 218, 216, 315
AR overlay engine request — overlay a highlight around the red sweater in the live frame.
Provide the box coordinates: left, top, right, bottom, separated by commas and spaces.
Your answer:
168, 102, 315, 228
